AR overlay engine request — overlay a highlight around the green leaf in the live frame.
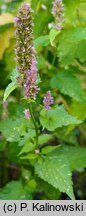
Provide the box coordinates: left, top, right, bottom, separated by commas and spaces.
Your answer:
76, 40, 86, 62
10, 69, 18, 82
0, 141, 7, 152
35, 156, 74, 199
0, 181, 32, 200
19, 142, 35, 155
21, 153, 38, 160
7, 142, 21, 162
64, 0, 81, 26
37, 55, 46, 70
32, 1, 52, 38
0, 181, 23, 200
4, 81, 18, 101
34, 35, 50, 48
40, 105, 82, 131
0, 118, 28, 142
55, 128, 78, 146
38, 134, 52, 145
35, 144, 86, 199
49, 29, 59, 46
49, 145, 86, 172
41, 146, 59, 155
21, 168, 31, 180
50, 70, 85, 102
65, 147, 86, 172
18, 129, 36, 146
58, 28, 86, 66
69, 101, 86, 120
37, 179, 60, 200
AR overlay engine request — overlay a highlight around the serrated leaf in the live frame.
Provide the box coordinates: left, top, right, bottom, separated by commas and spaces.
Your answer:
50, 70, 85, 102
35, 144, 86, 199
34, 35, 50, 47
40, 105, 82, 131
4, 81, 18, 101
35, 156, 74, 199
0, 118, 27, 142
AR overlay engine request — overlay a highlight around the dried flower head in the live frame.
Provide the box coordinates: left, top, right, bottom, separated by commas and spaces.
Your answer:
52, 0, 64, 30
43, 91, 54, 110
14, 3, 39, 100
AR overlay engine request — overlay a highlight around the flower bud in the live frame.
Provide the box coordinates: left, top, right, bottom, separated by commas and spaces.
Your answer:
43, 91, 54, 110
24, 109, 30, 119
52, 0, 64, 30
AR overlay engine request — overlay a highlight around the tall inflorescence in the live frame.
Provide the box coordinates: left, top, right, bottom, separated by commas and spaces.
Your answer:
43, 91, 54, 110
14, 3, 39, 100
52, 0, 64, 30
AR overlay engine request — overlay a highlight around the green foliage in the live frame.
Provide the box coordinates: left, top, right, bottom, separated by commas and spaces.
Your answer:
34, 35, 50, 48
3, 82, 18, 102
40, 105, 81, 131
0, 141, 6, 152
0, 118, 27, 142
50, 70, 85, 102
55, 128, 78, 146
37, 179, 60, 199
19, 142, 36, 155
0, 181, 33, 200
38, 134, 52, 145
35, 154, 74, 199
48, 145, 86, 172
58, 28, 86, 66
35, 145, 86, 198
49, 29, 60, 46
69, 101, 86, 120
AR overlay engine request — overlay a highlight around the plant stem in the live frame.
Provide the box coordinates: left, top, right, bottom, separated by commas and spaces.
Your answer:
74, 60, 86, 73
29, 103, 39, 148
52, 50, 57, 66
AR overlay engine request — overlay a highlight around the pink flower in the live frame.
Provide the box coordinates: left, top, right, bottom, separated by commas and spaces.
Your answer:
24, 109, 30, 119
24, 57, 40, 100
14, 3, 39, 100
19, 3, 30, 12
43, 91, 54, 110
14, 16, 20, 26
52, 0, 64, 30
